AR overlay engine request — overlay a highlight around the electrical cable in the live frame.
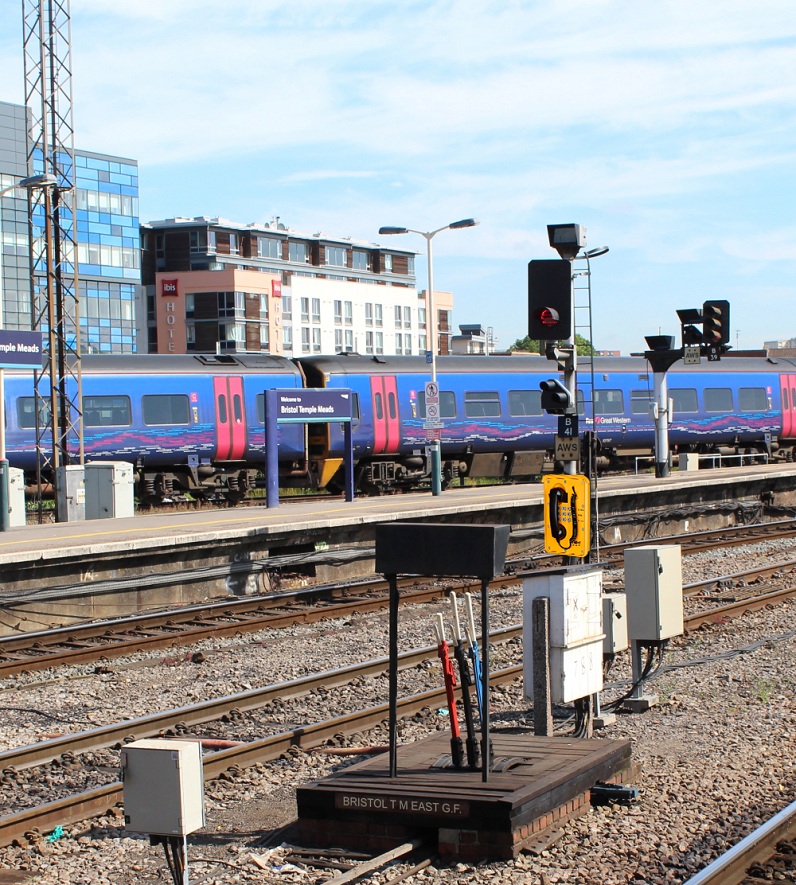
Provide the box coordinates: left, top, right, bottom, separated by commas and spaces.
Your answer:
599, 628, 795, 710
0, 704, 93, 724
601, 643, 658, 712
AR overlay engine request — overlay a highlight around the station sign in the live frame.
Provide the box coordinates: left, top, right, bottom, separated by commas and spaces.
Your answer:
275, 389, 352, 423
0, 329, 43, 369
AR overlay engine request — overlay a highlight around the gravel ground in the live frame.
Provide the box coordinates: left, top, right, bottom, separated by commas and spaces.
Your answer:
0, 539, 794, 884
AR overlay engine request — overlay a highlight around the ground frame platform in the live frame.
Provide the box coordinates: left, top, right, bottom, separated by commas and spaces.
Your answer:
296, 728, 634, 861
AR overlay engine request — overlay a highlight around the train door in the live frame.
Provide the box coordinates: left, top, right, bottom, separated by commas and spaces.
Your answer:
370, 375, 401, 454
213, 376, 247, 460
780, 374, 796, 439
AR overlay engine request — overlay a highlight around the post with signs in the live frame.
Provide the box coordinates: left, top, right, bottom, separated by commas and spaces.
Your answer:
265, 388, 355, 508
0, 330, 43, 531
423, 379, 443, 463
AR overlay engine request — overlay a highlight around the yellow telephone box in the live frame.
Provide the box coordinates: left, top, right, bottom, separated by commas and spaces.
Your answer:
542, 473, 590, 557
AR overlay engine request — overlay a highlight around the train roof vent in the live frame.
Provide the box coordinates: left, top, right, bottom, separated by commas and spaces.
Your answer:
371, 355, 387, 364
194, 354, 240, 366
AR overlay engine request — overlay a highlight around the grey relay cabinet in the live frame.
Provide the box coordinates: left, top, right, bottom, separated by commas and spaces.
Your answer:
85, 461, 135, 519
121, 739, 205, 836
624, 545, 683, 641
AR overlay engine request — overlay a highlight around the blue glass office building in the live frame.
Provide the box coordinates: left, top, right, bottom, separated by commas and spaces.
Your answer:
0, 100, 141, 352
74, 150, 140, 352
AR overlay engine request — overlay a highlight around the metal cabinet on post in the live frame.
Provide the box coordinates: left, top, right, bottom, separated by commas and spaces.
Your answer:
7, 467, 26, 527
121, 738, 205, 836
522, 566, 604, 704
85, 461, 135, 519
624, 545, 683, 641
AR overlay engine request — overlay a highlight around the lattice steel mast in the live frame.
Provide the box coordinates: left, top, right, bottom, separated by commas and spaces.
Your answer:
22, 0, 83, 521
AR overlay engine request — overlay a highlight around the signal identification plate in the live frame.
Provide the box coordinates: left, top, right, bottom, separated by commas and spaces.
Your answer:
554, 435, 581, 461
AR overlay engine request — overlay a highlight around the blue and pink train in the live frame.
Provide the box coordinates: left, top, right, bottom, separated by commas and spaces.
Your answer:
4, 351, 795, 501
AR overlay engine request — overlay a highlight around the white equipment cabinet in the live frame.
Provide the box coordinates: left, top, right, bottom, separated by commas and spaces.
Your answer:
121, 739, 205, 836
7, 466, 26, 527
624, 545, 683, 641
85, 460, 134, 519
522, 567, 604, 704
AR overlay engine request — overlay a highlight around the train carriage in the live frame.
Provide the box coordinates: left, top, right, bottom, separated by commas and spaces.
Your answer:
297, 353, 796, 492
2, 351, 795, 502
4, 353, 306, 503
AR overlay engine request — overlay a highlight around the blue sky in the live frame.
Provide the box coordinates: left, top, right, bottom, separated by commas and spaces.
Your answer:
1, 1, 794, 354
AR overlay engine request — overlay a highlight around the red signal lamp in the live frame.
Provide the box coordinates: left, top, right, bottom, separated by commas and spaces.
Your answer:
538, 307, 559, 328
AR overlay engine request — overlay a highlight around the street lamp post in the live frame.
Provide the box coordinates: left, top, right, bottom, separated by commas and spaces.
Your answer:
0, 173, 57, 530
378, 218, 479, 495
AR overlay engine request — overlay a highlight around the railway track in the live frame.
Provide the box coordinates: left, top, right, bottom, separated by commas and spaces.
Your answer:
1, 573, 793, 849
0, 661, 523, 848
2, 519, 795, 679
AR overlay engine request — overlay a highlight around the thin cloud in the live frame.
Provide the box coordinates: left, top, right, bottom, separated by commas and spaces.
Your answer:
1, 0, 794, 351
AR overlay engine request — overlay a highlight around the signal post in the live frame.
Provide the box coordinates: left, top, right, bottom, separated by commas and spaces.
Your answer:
528, 225, 591, 561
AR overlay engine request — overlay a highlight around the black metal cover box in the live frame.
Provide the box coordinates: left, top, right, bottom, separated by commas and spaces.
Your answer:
375, 523, 510, 578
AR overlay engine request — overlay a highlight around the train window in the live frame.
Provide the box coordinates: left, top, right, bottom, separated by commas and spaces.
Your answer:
704, 388, 733, 412
17, 397, 51, 429
630, 390, 653, 414
670, 388, 698, 413
464, 390, 501, 418
374, 392, 384, 420
218, 393, 228, 424
417, 390, 456, 419
83, 396, 131, 426
142, 394, 190, 425
577, 389, 585, 415
783, 388, 789, 410
738, 388, 769, 411
388, 392, 397, 420
593, 389, 624, 415
508, 390, 542, 417
233, 394, 243, 423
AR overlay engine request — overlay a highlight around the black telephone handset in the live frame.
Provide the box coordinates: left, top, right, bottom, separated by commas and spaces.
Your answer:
569, 490, 579, 543
548, 486, 568, 541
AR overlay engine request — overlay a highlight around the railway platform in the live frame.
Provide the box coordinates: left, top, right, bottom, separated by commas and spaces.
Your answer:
0, 462, 795, 633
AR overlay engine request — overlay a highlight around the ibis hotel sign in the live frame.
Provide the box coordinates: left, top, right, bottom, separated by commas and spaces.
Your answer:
0, 330, 43, 368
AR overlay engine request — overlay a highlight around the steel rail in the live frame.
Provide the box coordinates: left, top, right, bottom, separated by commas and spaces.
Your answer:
4, 567, 795, 775
681, 799, 796, 885
0, 664, 523, 848
2, 552, 795, 683
1, 520, 794, 679
0, 582, 446, 678
0, 626, 520, 772
683, 559, 796, 596
684, 584, 796, 630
